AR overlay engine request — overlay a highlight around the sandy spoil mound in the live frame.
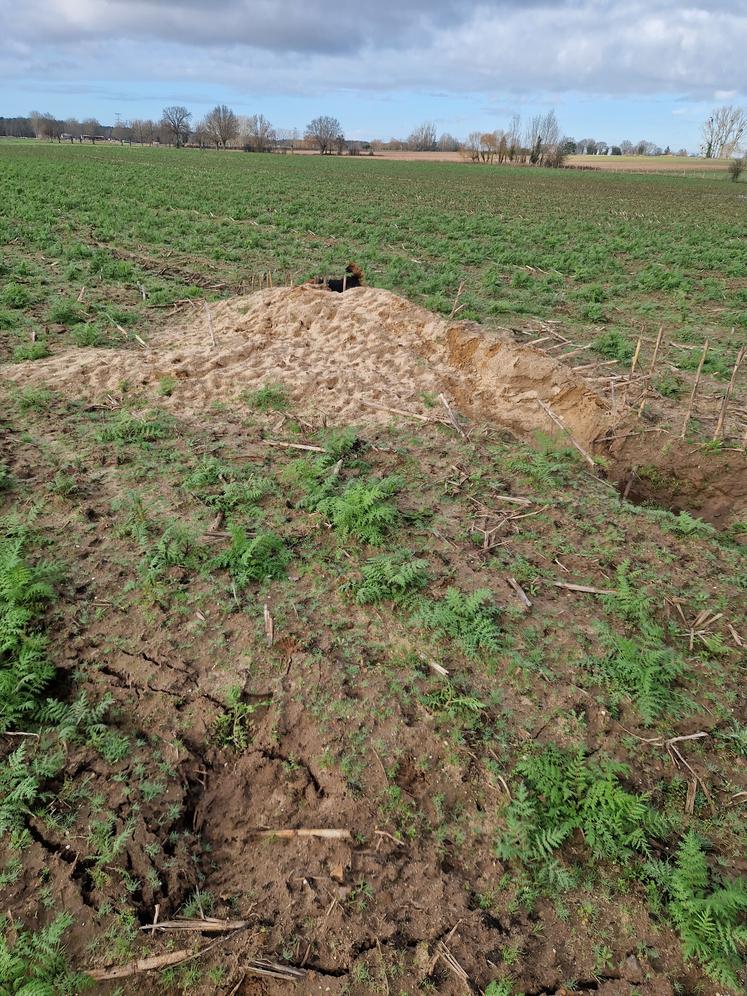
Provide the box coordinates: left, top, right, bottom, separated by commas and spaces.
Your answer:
5, 286, 613, 446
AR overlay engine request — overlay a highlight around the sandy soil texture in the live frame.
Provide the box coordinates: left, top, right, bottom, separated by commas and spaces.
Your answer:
5, 285, 615, 448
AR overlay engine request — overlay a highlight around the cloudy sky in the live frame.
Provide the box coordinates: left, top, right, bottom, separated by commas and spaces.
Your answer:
1, 1, 745, 148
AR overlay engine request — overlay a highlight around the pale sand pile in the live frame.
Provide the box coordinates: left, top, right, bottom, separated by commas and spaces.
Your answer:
4, 286, 614, 446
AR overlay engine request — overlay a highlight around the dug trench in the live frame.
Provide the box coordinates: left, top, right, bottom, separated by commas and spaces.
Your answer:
595, 430, 747, 529
1, 286, 745, 994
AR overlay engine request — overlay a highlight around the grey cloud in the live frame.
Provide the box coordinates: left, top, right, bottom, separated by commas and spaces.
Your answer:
1, 1, 745, 99
6, 0, 477, 54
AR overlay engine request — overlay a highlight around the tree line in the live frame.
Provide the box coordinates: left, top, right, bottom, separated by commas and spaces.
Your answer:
1, 104, 744, 163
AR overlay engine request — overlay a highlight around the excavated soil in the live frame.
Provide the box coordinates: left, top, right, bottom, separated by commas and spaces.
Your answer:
6, 284, 746, 526
6, 285, 614, 447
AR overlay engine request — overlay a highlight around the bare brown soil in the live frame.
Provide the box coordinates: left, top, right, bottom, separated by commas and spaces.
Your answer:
599, 429, 747, 527
2, 396, 744, 995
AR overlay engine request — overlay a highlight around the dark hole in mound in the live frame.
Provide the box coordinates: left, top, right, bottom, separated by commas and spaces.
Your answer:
314, 262, 364, 293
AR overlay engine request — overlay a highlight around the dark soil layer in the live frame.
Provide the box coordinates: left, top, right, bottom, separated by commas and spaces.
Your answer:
598, 430, 747, 528
0, 387, 745, 995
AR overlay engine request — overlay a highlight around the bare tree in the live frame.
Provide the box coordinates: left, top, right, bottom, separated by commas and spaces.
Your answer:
479, 131, 498, 163
463, 131, 482, 162
728, 158, 745, 182
29, 111, 46, 138
161, 105, 192, 147
80, 118, 103, 142
437, 132, 460, 152
191, 120, 210, 148
525, 110, 560, 165
525, 115, 543, 162
305, 115, 342, 155
701, 106, 747, 158
202, 104, 239, 149
408, 121, 437, 151
30, 111, 64, 140
506, 113, 522, 160
131, 119, 156, 145
242, 114, 275, 152
112, 116, 132, 143
544, 144, 569, 168
63, 118, 82, 140
0, 116, 35, 138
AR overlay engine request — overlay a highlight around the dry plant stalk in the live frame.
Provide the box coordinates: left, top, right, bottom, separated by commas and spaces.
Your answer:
264, 602, 274, 646
264, 439, 326, 452
250, 827, 352, 840
449, 281, 465, 318
681, 339, 709, 438
506, 576, 532, 609
438, 393, 468, 438
550, 580, 616, 595
141, 917, 250, 934
535, 398, 595, 466
637, 325, 665, 415
621, 336, 643, 408
359, 398, 433, 423
713, 340, 744, 441
203, 300, 216, 347
86, 926, 250, 981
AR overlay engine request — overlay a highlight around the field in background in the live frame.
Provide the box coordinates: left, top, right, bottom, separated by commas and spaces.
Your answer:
0, 140, 746, 994
568, 154, 733, 173
0, 141, 745, 374
364, 150, 735, 174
